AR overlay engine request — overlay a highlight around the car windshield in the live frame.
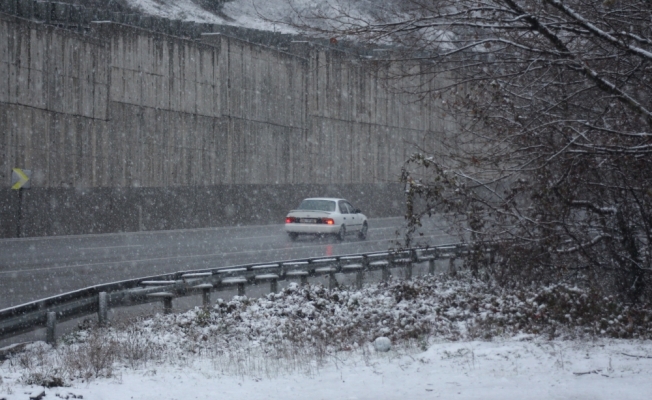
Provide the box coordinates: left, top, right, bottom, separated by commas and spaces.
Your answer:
296, 200, 336, 212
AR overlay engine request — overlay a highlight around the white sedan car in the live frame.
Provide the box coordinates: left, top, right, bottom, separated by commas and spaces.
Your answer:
285, 198, 368, 241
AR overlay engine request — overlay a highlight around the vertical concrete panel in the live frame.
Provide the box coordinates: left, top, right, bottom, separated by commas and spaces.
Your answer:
47, 112, 62, 185
6, 25, 19, 105
212, 49, 221, 117
47, 33, 63, 114
188, 46, 199, 114
29, 108, 47, 187
64, 115, 77, 186
174, 113, 184, 186
128, 105, 140, 187
141, 107, 152, 186
0, 105, 9, 185
169, 109, 180, 187
65, 38, 79, 116
157, 35, 168, 78
0, 20, 9, 104
77, 117, 91, 187
140, 34, 153, 76
6, 106, 18, 180
192, 116, 203, 186
188, 114, 198, 186
98, 117, 110, 187
231, 42, 243, 118
80, 43, 93, 118
0, 63, 8, 106
215, 118, 229, 184
169, 41, 180, 112
123, 30, 134, 72
227, 117, 239, 184
106, 106, 120, 187
28, 27, 46, 109
15, 25, 30, 107
93, 79, 107, 120
122, 69, 133, 105
157, 108, 171, 187
167, 109, 178, 186
155, 73, 167, 110
13, 107, 28, 170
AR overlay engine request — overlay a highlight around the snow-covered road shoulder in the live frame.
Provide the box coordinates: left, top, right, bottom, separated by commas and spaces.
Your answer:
2, 274, 652, 399
2, 339, 652, 399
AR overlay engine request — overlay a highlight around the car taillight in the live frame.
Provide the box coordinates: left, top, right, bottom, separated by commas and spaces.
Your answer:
322, 218, 334, 225
285, 217, 295, 223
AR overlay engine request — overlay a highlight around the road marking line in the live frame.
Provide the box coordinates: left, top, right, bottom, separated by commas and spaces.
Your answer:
78, 245, 144, 250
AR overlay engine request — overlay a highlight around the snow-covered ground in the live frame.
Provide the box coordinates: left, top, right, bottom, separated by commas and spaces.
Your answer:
2, 275, 652, 399
2, 339, 652, 399
127, 0, 396, 33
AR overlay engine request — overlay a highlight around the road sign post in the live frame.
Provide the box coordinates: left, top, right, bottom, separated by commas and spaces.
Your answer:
11, 168, 31, 238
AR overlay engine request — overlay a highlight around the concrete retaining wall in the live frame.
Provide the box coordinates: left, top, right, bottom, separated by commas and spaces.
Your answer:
0, 183, 404, 237
0, 11, 453, 237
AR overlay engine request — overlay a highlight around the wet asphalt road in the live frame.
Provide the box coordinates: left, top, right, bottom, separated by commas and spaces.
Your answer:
0, 217, 455, 310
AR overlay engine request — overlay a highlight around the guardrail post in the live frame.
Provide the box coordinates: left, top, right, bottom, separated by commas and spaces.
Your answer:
202, 288, 211, 307
300, 275, 308, 285
270, 279, 278, 294
98, 292, 108, 326
46, 312, 56, 345
237, 282, 246, 296
449, 257, 457, 276
407, 249, 418, 280
355, 270, 363, 289
328, 273, 337, 290
382, 264, 390, 282
163, 297, 173, 314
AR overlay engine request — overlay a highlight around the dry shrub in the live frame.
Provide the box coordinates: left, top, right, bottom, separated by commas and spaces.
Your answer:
60, 329, 118, 380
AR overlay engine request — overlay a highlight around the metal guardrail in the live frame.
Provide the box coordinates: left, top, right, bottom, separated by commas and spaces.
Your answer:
0, 244, 470, 344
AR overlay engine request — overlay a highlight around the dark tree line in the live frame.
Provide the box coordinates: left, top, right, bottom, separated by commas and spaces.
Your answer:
281, 0, 652, 302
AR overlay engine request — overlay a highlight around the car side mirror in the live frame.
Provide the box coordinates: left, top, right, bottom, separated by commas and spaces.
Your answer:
354, 208, 361, 214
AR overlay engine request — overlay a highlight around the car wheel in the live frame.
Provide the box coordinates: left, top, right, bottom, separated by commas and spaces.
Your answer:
288, 232, 298, 241
358, 222, 368, 240
336, 225, 346, 241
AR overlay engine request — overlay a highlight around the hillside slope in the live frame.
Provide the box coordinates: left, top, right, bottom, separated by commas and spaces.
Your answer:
126, 0, 398, 33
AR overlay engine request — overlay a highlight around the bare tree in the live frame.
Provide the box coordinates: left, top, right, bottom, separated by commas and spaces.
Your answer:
279, 0, 652, 301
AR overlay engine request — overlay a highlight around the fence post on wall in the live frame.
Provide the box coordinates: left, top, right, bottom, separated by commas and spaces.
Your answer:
98, 292, 108, 326
46, 312, 56, 345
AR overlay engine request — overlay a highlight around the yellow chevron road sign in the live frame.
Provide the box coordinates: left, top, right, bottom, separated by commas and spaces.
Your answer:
11, 168, 31, 190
